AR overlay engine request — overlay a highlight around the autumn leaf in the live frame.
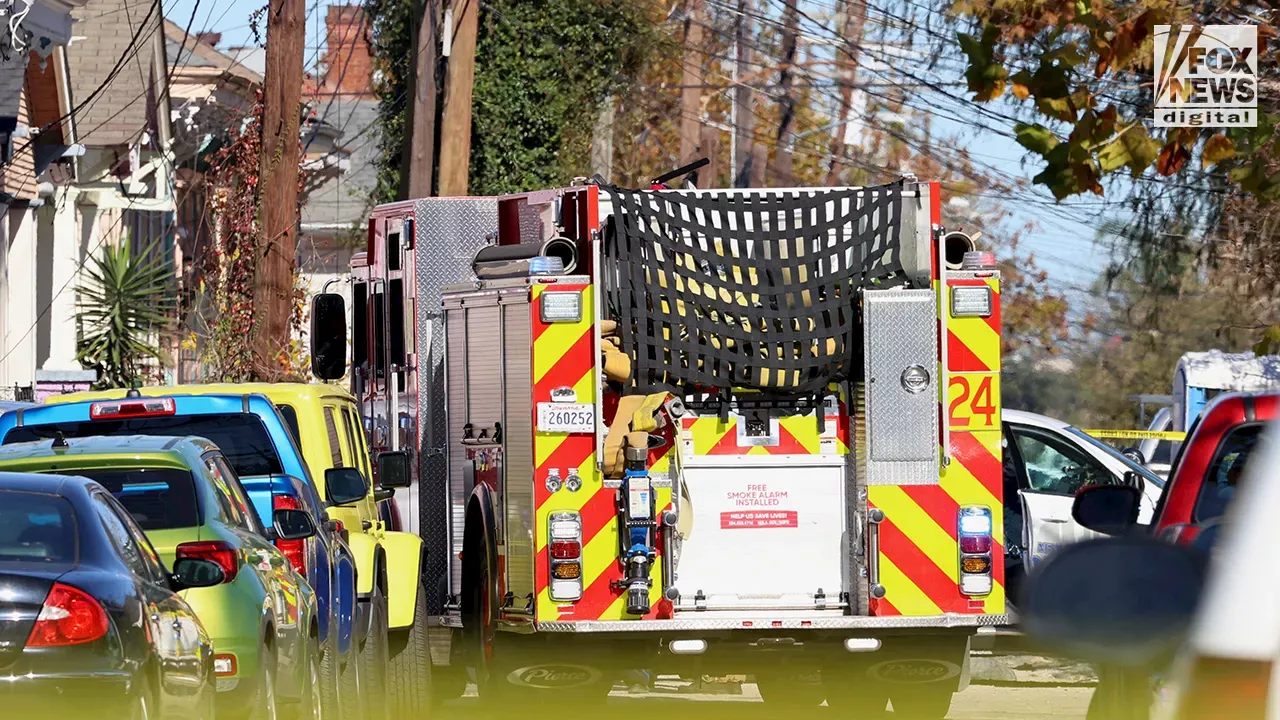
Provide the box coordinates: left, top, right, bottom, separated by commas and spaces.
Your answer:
1201, 134, 1237, 167
957, 26, 1010, 101
1015, 123, 1060, 156
1155, 141, 1191, 176
1119, 125, 1161, 176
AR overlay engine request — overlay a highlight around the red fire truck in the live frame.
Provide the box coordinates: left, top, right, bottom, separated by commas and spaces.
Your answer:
308, 174, 1009, 716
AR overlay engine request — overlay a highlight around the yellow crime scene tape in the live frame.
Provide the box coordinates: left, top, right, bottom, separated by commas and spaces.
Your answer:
1080, 429, 1187, 441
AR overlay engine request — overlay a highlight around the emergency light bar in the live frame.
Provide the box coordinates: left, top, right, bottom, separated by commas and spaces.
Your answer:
89, 397, 177, 420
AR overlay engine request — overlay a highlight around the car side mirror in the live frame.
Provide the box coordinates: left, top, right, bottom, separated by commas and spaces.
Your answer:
273, 508, 318, 541
1022, 536, 1207, 668
1123, 470, 1146, 497
1072, 484, 1143, 535
310, 293, 347, 381
1122, 447, 1146, 465
325, 467, 369, 506
377, 451, 412, 489
171, 557, 226, 589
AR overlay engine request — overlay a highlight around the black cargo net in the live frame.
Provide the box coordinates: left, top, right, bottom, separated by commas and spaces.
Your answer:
603, 183, 910, 408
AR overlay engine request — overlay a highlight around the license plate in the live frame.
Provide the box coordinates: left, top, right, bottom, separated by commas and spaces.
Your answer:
537, 403, 595, 433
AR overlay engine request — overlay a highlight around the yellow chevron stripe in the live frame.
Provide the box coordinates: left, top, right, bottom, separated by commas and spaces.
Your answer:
532, 285, 594, 384
533, 368, 596, 467
534, 452, 598, 553
940, 460, 1004, 546
879, 555, 942, 615
536, 587, 559, 622
690, 417, 734, 454
871, 486, 960, 584
778, 416, 822, 454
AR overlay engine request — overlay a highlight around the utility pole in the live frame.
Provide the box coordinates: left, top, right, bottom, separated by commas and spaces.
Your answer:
732, 0, 755, 187
437, 0, 479, 196
678, 0, 704, 164
825, 0, 868, 186
402, 0, 440, 199
699, 125, 720, 187
773, 0, 800, 186
255, 0, 305, 379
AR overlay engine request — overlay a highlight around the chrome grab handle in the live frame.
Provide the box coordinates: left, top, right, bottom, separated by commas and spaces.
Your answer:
867, 508, 886, 600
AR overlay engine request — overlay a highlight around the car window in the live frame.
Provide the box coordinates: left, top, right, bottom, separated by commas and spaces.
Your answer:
277, 404, 301, 446
0, 490, 76, 563
323, 407, 344, 468
1193, 424, 1263, 523
92, 492, 158, 581
72, 467, 201, 530
1065, 427, 1165, 490
1010, 424, 1117, 496
5, 414, 285, 477
342, 406, 371, 475
108, 495, 171, 583
214, 455, 266, 534
203, 455, 257, 533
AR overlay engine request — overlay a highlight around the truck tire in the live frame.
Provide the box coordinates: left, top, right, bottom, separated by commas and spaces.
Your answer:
318, 632, 340, 720
339, 642, 363, 720
889, 687, 954, 719
359, 586, 391, 720
387, 582, 434, 717
246, 647, 278, 720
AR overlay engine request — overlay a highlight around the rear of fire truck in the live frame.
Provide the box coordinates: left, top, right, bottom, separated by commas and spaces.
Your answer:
317, 177, 1008, 717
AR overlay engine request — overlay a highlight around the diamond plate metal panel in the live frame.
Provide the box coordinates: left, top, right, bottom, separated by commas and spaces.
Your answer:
862, 289, 940, 485
414, 197, 498, 616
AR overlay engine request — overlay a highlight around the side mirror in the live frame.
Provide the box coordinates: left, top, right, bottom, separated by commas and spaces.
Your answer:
273, 508, 318, 541
1123, 470, 1146, 497
1022, 536, 1207, 667
1072, 484, 1142, 535
171, 557, 226, 589
377, 451, 412, 489
310, 293, 348, 381
1122, 447, 1146, 465
325, 467, 369, 506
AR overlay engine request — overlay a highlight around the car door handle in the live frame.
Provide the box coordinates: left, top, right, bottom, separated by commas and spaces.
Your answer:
1043, 518, 1069, 524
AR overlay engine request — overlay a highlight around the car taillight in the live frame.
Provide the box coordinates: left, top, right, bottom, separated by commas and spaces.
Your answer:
273, 494, 307, 576
1175, 656, 1272, 720
176, 540, 240, 583
957, 505, 994, 596
27, 583, 109, 647
1161, 523, 1202, 546
89, 397, 176, 419
548, 512, 582, 601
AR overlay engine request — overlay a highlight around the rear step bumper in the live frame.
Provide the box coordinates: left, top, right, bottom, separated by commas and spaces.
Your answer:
535, 612, 1015, 633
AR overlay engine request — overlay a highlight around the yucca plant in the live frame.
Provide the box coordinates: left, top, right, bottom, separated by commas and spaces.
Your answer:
75, 237, 176, 389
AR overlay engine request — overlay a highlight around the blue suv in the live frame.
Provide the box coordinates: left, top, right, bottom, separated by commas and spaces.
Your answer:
0, 393, 362, 715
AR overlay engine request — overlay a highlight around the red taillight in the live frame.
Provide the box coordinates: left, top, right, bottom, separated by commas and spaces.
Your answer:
27, 583, 109, 647
1161, 523, 1202, 546
89, 397, 176, 419
960, 535, 992, 554
176, 540, 240, 583
550, 540, 581, 560
1176, 656, 1272, 720
273, 495, 307, 576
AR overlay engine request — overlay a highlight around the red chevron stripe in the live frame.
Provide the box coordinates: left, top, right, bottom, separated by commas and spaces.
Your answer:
986, 289, 1002, 337
901, 485, 961, 540
947, 329, 991, 373
877, 516, 967, 614
531, 284, 588, 341
872, 597, 901, 616
534, 329, 594, 398
951, 432, 1002, 499
707, 425, 741, 455
765, 423, 810, 455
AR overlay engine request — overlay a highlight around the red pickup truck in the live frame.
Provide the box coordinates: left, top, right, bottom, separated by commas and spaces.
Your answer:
1071, 391, 1280, 540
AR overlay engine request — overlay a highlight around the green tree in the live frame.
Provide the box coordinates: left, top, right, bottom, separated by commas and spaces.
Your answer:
76, 239, 176, 389
365, 0, 413, 203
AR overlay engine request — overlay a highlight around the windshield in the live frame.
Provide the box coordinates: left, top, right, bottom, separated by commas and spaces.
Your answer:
4, 413, 284, 477
0, 491, 76, 563
1065, 426, 1166, 490
72, 468, 201, 531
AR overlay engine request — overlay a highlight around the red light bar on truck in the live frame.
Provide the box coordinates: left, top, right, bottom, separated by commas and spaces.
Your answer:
89, 397, 177, 420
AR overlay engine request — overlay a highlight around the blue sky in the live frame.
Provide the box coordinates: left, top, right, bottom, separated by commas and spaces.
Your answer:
163, 0, 1121, 303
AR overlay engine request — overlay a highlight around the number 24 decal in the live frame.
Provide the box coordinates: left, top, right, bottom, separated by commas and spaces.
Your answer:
949, 376, 996, 427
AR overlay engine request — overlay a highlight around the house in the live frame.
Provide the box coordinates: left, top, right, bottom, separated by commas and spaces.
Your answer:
0, 0, 91, 400
295, 5, 381, 371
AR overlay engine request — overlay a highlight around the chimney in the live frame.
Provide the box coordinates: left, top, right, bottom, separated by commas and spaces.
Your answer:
196, 31, 221, 47
319, 5, 374, 96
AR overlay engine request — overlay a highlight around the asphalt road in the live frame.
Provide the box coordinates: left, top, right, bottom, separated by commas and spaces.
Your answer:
438, 682, 1094, 719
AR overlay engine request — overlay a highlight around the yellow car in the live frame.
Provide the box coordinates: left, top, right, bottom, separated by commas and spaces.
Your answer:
46, 383, 432, 717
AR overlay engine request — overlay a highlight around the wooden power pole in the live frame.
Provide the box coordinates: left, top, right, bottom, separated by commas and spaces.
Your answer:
773, 0, 800, 186
825, 0, 868, 186
402, 0, 440, 199
437, 0, 479, 196
255, 0, 305, 379
732, 0, 755, 187
678, 0, 703, 165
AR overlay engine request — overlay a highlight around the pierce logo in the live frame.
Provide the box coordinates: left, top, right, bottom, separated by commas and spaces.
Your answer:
1154, 24, 1258, 128
867, 659, 961, 684
506, 664, 600, 689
